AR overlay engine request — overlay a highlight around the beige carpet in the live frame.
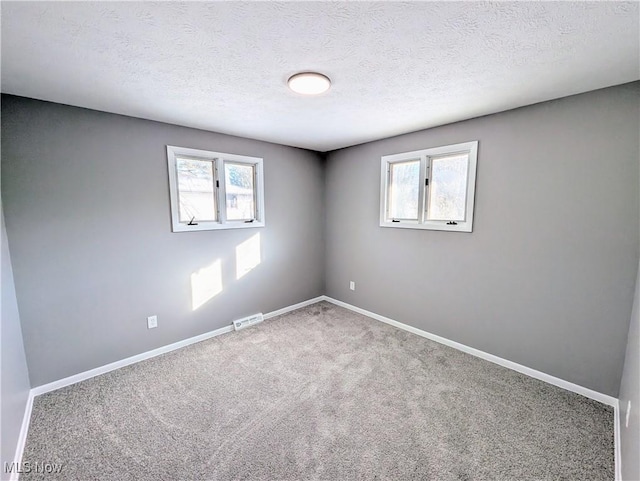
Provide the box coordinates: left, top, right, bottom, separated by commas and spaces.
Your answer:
21, 301, 614, 480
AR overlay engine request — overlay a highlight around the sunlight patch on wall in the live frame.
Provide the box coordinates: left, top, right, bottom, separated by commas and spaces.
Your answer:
191, 259, 223, 310
236, 233, 261, 280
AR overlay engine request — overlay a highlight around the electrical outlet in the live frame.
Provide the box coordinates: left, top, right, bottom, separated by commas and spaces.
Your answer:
626, 400, 631, 428
147, 315, 158, 329
349, 281, 355, 291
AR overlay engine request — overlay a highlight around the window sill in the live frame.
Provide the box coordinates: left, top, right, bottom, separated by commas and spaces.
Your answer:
172, 221, 265, 233
379, 221, 472, 233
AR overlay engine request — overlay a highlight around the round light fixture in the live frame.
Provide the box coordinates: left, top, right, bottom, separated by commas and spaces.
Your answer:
287, 72, 331, 95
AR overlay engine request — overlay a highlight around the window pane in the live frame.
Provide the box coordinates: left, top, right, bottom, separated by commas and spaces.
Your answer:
176, 157, 216, 222
427, 153, 469, 221
225, 163, 255, 221
389, 160, 420, 220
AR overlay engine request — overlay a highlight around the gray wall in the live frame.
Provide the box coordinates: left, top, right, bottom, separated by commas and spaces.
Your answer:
325, 83, 640, 397
619, 263, 639, 480
1, 209, 31, 479
1, 95, 325, 387
2, 84, 638, 396
619, 131, 640, 480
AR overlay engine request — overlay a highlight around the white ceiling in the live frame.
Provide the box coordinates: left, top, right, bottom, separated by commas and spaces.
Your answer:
2, 2, 639, 152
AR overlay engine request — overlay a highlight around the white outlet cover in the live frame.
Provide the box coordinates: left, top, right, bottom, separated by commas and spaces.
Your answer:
147, 315, 158, 329
626, 400, 631, 428
349, 281, 355, 291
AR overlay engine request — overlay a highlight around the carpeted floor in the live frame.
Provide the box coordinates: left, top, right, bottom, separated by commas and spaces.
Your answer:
21, 301, 614, 480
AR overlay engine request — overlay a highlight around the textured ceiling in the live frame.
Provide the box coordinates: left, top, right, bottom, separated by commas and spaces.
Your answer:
2, 2, 639, 152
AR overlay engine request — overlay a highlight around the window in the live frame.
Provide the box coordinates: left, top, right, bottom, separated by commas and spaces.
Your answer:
167, 145, 265, 232
380, 141, 478, 232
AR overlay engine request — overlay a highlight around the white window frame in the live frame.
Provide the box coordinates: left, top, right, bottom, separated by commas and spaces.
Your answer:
167, 145, 265, 232
379, 141, 478, 233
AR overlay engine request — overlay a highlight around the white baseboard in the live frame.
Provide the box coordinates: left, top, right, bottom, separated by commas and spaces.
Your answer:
30, 295, 323, 397
322, 296, 617, 406
13, 295, 325, 478
30, 324, 233, 397
14, 294, 622, 480
614, 399, 621, 481
10, 390, 34, 481
263, 296, 325, 320
321, 296, 622, 479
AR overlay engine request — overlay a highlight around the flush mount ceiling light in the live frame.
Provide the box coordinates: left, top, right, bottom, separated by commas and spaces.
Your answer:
287, 72, 331, 95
